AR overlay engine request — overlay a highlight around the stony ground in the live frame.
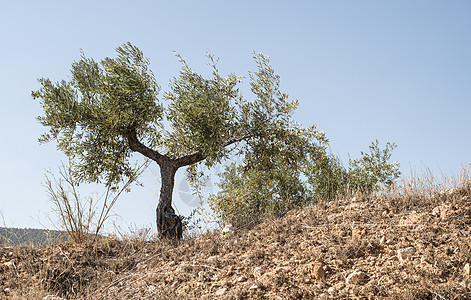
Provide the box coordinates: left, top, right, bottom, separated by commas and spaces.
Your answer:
1, 183, 470, 299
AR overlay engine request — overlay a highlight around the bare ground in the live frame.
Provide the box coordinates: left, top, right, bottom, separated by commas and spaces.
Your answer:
1, 182, 471, 299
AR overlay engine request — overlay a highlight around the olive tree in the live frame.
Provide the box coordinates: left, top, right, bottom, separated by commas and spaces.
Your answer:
33, 43, 326, 239
209, 55, 328, 227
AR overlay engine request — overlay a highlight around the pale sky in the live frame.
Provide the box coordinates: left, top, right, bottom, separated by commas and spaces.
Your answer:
1, 1, 470, 232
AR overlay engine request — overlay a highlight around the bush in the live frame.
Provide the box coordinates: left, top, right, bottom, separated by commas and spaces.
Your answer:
210, 140, 401, 228
309, 140, 401, 198
347, 140, 401, 193
209, 160, 310, 228
44, 162, 146, 243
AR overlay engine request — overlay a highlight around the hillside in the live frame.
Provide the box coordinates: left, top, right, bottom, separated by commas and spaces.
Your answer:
1, 179, 470, 299
0, 228, 68, 247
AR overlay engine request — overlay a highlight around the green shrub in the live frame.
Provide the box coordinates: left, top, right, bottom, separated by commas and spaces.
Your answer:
209, 161, 309, 228
309, 140, 401, 198
347, 140, 401, 193
210, 140, 400, 228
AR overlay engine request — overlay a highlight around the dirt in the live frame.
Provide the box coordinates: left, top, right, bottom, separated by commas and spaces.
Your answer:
1, 185, 470, 299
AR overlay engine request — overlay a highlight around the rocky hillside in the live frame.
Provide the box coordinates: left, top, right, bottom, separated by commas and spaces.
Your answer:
1, 180, 470, 299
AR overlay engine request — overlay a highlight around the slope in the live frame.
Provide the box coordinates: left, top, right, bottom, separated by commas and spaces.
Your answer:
1, 177, 470, 299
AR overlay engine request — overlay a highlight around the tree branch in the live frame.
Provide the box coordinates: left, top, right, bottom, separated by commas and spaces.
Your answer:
224, 134, 253, 148
125, 129, 167, 165
126, 128, 253, 170
174, 151, 206, 168
174, 134, 253, 168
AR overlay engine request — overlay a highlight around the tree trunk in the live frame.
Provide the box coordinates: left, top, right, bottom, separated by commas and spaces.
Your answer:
156, 163, 183, 239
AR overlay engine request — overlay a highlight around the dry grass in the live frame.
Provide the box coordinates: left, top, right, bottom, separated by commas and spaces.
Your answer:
1, 167, 470, 299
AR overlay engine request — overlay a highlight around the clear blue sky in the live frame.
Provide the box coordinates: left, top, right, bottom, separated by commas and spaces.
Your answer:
1, 1, 470, 231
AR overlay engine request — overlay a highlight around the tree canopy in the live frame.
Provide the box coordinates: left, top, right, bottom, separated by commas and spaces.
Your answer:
33, 43, 400, 238
33, 43, 328, 238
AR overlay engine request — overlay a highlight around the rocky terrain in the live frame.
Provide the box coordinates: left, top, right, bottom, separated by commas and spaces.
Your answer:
1, 179, 470, 299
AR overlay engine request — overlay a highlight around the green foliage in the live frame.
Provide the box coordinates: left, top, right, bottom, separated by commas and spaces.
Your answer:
308, 140, 401, 200
211, 58, 400, 230
213, 140, 401, 228
209, 55, 401, 229
33, 43, 401, 233
308, 153, 350, 201
166, 53, 243, 162
209, 161, 309, 228
33, 43, 162, 187
33, 43, 248, 186
348, 140, 401, 193
209, 53, 328, 228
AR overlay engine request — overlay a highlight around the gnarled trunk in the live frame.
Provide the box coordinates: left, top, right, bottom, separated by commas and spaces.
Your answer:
156, 163, 183, 239
126, 129, 209, 240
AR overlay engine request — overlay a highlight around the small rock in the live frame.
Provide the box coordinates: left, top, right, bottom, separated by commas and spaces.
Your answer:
148, 285, 156, 292
237, 276, 247, 282
327, 286, 335, 294
249, 284, 259, 290
3, 261, 14, 268
221, 224, 233, 236
397, 247, 416, 262
318, 293, 329, 300
352, 226, 366, 242
253, 266, 265, 278
197, 271, 205, 279
43, 296, 66, 300
334, 282, 346, 291
310, 262, 326, 280
379, 236, 386, 244
215, 288, 227, 296
136, 262, 147, 271
346, 271, 368, 285
207, 255, 218, 263
432, 205, 452, 220
4, 288, 11, 293
464, 263, 470, 276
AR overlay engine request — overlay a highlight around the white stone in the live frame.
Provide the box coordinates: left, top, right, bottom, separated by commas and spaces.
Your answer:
207, 255, 218, 262
253, 266, 265, 277
464, 263, 470, 276
379, 236, 386, 244
397, 247, 416, 262
215, 288, 227, 296
3, 261, 14, 267
43, 296, 66, 300
147, 285, 156, 292
346, 271, 368, 285
221, 224, 233, 236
